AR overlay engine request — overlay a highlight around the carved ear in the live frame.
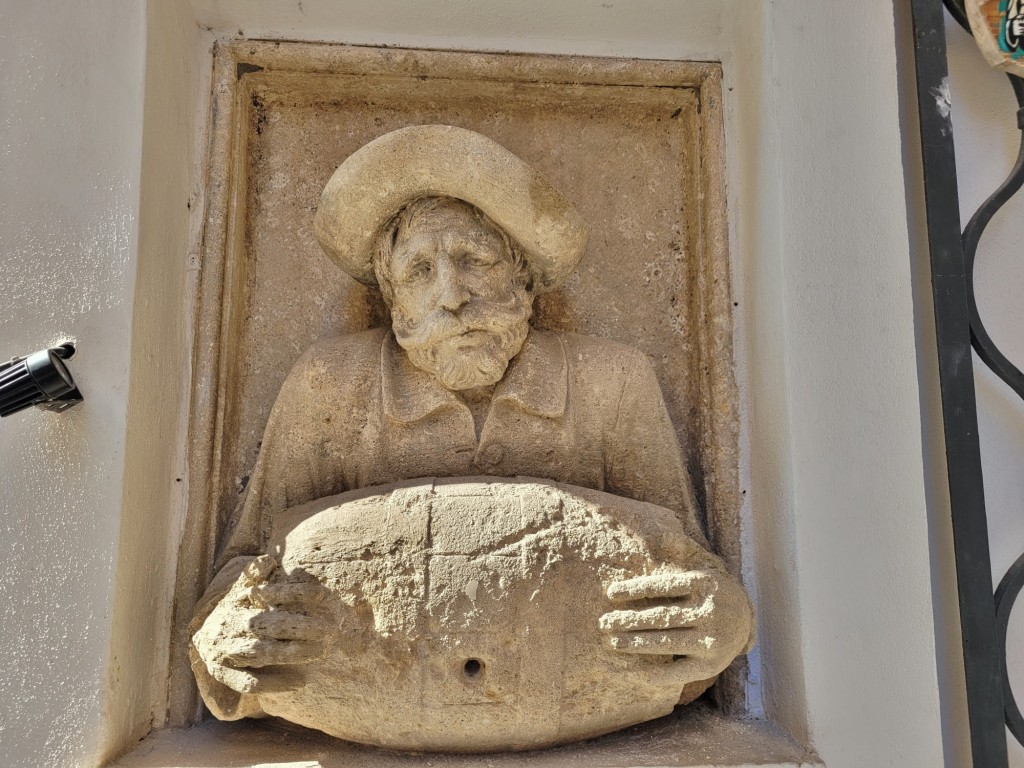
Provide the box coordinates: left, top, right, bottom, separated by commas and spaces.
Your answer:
314, 125, 588, 293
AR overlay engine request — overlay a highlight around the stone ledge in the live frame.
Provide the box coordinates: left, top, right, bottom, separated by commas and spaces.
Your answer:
109, 705, 819, 768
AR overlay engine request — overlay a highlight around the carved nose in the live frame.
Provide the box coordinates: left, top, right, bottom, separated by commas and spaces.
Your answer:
438, 272, 471, 312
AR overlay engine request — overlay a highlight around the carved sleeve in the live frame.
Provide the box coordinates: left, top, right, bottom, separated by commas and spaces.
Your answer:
216, 369, 314, 566
605, 351, 709, 549
188, 348, 350, 719
185, 362, 325, 721
215, 350, 350, 567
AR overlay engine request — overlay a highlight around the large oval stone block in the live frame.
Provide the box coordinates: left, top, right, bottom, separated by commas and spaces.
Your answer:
259, 477, 723, 752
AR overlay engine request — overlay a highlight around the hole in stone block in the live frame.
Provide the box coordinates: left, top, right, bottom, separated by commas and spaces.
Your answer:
463, 658, 483, 678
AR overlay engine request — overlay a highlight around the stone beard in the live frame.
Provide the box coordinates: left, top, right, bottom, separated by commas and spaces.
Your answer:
374, 196, 534, 392
391, 293, 531, 392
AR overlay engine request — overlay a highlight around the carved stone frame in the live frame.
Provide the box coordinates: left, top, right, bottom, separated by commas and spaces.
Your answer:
168, 40, 742, 727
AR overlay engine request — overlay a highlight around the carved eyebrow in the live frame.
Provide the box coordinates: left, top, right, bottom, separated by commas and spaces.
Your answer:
447, 231, 504, 253
392, 248, 434, 278
401, 253, 432, 270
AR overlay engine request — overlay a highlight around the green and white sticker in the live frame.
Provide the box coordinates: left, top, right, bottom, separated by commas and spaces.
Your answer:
968, 0, 1024, 74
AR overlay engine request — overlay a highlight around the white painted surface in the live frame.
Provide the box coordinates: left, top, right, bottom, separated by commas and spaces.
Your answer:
944, 13, 1024, 767
761, 4, 943, 765
99, 0, 210, 754
0, 1, 145, 766
2, 1, 953, 766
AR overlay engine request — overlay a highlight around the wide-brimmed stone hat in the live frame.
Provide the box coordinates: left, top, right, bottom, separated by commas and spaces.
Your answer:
313, 125, 588, 293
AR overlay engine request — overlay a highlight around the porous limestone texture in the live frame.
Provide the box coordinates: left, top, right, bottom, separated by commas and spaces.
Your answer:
192, 478, 753, 752
174, 43, 744, 733
111, 702, 816, 768
313, 125, 589, 292
187, 125, 753, 751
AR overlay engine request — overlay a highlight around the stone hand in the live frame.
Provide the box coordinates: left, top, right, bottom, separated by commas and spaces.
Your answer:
599, 571, 752, 680
192, 554, 331, 695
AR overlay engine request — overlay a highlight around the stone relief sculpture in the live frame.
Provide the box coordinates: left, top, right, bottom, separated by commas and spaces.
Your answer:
189, 124, 755, 752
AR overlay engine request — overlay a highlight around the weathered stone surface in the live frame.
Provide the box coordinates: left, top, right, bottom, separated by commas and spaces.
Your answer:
193, 478, 753, 752
314, 125, 589, 293
111, 704, 816, 768
185, 96, 751, 753
173, 45, 741, 726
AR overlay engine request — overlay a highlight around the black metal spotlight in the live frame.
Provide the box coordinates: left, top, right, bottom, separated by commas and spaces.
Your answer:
0, 343, 83, 417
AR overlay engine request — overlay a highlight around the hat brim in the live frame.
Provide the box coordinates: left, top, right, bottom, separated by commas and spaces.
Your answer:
313, 125, 588, 293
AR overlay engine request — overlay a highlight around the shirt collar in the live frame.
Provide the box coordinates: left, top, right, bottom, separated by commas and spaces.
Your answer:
382, 328, 567, 424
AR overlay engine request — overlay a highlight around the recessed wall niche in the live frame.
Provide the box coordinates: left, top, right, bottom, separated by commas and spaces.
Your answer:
143, 40, 815, 767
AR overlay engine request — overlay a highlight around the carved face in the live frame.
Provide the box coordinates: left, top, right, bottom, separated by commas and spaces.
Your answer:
382, 198, 533, 391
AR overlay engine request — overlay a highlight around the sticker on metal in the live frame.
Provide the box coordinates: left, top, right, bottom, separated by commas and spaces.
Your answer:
967, 0, 1024, 75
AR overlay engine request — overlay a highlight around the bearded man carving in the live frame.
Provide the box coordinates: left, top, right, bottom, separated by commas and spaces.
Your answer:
189, 125, 754, 740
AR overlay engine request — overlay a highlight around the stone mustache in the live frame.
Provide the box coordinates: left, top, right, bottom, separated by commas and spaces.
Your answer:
189, 125, 755, 752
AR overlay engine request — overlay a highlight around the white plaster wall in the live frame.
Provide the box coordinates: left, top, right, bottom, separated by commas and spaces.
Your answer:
944, 13, 1024, 767
0, 1, 145, 766
1, 1, 954, 766
762, 5, 942, 764
99, 0, 210, 753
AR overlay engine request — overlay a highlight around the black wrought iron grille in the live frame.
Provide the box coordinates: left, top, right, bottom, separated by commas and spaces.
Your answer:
912, 0, 1024, 764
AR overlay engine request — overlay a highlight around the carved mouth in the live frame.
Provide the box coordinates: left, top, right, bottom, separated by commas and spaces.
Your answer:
452, 329, 491, 344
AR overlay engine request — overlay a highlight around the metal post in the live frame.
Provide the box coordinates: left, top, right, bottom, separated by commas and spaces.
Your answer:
910, 1, 1008, 764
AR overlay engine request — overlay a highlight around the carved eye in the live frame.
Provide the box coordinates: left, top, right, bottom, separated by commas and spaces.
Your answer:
463, 250, 498, 268
405, 261, 433, 282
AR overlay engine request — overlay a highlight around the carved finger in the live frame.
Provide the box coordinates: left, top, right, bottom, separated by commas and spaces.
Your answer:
599, 597, 715, 632
208, 661, 260, 695
607, 572, 715, 602
662, 655, 722, 686
222, 555, 278, 606
246, 666, 309, 695
220, 637, 326, 668
240, 555, 279, 587
249, 582, 328, 611
248, 611, 329, 641
605, 628, 719, 656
